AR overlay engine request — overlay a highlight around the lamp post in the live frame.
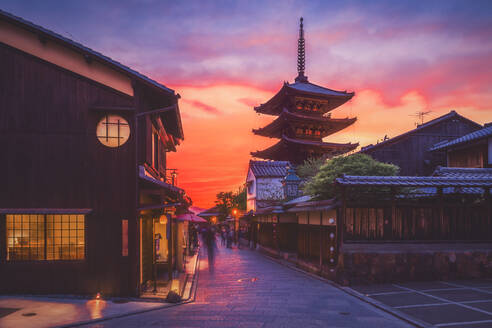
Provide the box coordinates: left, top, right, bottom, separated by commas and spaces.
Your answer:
232, 208, 239, 245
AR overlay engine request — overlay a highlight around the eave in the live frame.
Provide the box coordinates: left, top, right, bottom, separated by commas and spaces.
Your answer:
252, 108, 357, 138
251, 135, 358, 161
255, 81, 354, 116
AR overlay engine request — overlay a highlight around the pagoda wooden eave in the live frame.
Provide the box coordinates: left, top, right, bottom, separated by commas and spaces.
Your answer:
252, 108, 357, 138
254, 81, 354, 116
251, 135, 359, 161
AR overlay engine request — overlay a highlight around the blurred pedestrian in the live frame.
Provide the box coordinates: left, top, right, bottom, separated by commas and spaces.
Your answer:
204, 225, 217, 273
220, 227, 226, 246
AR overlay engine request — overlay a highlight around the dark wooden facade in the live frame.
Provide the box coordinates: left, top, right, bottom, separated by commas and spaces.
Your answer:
360, 111, 482, 176
431, 124, 492, 169
0, 12, 184, 296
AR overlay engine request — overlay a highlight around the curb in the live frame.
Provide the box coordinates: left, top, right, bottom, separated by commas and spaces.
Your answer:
57, 250, 201, 328
255, 248, 427, 328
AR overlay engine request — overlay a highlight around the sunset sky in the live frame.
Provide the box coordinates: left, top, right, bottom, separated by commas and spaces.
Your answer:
2, 0, 491, 208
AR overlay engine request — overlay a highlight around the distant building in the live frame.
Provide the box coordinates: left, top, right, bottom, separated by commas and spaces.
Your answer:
431, 124, 492, 168
0, 10, 188, 296
360, 110, 482, 176
251, 18, 358, 164
246, 160, 290, 213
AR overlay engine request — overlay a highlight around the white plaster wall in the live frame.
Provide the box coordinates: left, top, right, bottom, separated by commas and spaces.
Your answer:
256, 177, 284, 201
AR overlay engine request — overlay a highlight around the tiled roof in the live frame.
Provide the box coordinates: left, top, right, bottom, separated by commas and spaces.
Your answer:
336, 175, 492, 187
433, 167, 492, 178
286, 81, 354, 97
360, 111, 482, 153
430, 125, 492, 151
198, 206, 221, 217
0, 9, 174, 95
249, 160, 290, 177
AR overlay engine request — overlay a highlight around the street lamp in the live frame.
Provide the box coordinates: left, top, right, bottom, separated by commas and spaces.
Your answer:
232, 208, 239, 245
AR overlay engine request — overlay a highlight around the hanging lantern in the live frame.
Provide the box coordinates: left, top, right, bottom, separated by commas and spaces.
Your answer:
159, 214, 168, 225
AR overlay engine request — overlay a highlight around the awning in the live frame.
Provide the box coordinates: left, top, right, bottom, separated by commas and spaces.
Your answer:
175, 213, 207, 223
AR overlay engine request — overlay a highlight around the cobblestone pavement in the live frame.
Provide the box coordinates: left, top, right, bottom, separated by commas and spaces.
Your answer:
85, 246, 413, 328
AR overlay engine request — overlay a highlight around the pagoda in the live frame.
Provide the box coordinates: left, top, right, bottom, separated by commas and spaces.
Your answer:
251, 18, 358, 164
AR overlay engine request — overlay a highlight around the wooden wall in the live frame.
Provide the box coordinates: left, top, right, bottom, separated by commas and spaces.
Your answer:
448, 144, 489, 168
0, 43, 138, 295
362, 117, 481, 176
343, 202, 492, 242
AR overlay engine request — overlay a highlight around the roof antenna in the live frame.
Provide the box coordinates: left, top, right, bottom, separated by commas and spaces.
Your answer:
295, 17, 308, 83
410, 110, 432, 127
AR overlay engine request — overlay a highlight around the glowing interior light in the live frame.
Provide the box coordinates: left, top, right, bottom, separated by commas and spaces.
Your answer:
329, 233, 335, 239
96, 115, 130, 147
159, 215, 168, 225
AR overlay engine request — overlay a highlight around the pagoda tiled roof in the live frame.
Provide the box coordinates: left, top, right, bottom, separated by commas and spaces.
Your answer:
255, 80, 354, 116
282, 135, 358, 148
249, 160, 290, 177
252, 108, 356, 138
286, 81, 354, 97
251, 135, 358, 162
360, 111, 482, 153
430, 125, 492, 151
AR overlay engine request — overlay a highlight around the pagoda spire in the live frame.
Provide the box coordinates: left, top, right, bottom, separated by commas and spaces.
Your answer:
295, 17, 308, 83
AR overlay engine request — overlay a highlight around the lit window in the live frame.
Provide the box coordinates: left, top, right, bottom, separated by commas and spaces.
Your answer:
96, 115, 130, 147
6, 214, 85, 261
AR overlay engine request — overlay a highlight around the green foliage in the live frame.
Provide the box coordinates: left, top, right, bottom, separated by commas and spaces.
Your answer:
214, 186, 247, 221
296, 156, 328, 179
303, 153, 399, 199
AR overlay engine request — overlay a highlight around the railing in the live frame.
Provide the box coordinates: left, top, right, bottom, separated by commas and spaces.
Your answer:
165, 168, 178, 186
143, 164, 178, 186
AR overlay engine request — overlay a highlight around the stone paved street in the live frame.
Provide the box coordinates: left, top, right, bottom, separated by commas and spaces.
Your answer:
85, 246, 412, 328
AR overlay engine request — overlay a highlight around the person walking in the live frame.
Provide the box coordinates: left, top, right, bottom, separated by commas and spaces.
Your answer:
204, 225, 217, 273
220, 227, 226, 246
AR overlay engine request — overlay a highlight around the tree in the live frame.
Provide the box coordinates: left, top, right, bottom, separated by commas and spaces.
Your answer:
303, 153, 399, 199
214, 186, 247, 221
296, 156, 328, 180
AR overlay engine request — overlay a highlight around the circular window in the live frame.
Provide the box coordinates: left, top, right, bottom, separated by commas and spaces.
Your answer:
96, 115, 130, 147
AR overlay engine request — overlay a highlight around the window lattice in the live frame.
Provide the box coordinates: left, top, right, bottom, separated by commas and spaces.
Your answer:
6, 214, 85, 261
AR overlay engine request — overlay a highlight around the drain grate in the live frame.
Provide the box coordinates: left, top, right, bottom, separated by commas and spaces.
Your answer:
22, 312, 37, 317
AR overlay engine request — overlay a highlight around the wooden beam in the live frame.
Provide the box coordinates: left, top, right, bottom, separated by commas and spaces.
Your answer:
91, 105, 135, 112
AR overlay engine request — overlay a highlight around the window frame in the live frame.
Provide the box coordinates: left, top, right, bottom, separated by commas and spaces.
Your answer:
3, 213, 87, 263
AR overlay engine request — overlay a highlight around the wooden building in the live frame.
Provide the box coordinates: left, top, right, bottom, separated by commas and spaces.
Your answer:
431, 124, 492, 168
0, 10, 188, 296
335, 172, 492, 283
360, 111, 482, 176
251, 18, 357, 164
249, 165, 492, 283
